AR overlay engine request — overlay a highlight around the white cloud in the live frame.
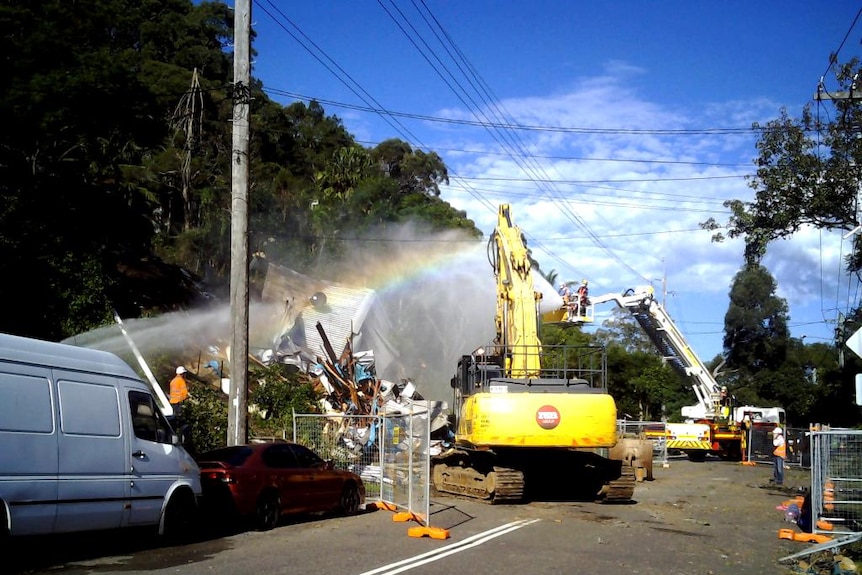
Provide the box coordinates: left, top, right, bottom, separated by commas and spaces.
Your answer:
430, 65, 842, 358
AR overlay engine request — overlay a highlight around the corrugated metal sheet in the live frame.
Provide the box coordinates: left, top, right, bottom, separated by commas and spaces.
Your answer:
261, 263, 376, 362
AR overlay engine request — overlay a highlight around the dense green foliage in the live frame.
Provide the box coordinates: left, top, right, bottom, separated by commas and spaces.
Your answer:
0, 0, 479, 344
5, 1, 860, 441
0, 0, 481, 448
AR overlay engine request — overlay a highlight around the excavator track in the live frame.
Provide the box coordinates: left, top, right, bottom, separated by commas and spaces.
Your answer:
432, 462, 525, 504
599, 463, 636, 503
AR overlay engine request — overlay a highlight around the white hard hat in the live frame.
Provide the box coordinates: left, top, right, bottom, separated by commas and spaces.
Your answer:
772, 427, 783, 434
176, 366, 187, 375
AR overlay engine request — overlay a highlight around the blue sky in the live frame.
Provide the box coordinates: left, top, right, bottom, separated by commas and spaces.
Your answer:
240, 1, 862, 362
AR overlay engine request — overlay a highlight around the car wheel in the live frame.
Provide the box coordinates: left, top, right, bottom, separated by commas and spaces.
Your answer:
255, 490, 280, 531
162, 489, 196, 542
339, 483, 361, 516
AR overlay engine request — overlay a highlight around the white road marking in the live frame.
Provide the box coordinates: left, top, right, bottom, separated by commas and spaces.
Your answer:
357, 518, 540, 575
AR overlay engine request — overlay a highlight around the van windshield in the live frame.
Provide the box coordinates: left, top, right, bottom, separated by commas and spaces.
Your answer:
197, 446, 253, 466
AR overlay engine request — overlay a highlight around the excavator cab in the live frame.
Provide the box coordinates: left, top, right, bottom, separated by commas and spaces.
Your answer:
451, 352, 505, 396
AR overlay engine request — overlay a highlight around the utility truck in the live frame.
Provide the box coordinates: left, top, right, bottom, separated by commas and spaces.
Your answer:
560, 286, 784, 461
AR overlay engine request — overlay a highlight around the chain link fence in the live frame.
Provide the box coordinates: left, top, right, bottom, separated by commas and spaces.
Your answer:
292, 409, 430, 526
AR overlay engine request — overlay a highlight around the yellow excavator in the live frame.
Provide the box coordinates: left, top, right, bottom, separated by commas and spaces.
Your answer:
431, 204, 636, 503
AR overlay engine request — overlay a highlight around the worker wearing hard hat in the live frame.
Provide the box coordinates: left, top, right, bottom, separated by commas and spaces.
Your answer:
772, 427, 786, 486
169, 366, 190, 418
576, 280, 589, 308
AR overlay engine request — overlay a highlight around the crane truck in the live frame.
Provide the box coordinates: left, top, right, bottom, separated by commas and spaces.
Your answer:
430, 205, 636, 503
572, 286, 785, 461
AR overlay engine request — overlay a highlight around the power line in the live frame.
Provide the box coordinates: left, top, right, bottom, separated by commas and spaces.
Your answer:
262, 87, 792, 136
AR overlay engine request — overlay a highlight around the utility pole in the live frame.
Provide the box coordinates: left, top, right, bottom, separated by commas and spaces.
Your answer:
814, 73, 859, 102
228, 0, 250, 447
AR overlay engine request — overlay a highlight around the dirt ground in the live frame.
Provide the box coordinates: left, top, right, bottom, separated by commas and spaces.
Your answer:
596, 455, 852, 574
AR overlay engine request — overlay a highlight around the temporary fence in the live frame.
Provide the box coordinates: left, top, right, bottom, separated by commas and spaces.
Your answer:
745, 425, 777, 464
785, 427, 811, 468
743, 425, 809, 467
291, 413, 384, 498
810, 428, 862, 535
618, 420, 669, 467
292, 409, 432, 533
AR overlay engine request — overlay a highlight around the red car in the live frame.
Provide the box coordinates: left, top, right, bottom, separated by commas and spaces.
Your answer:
197, 441, 365, 530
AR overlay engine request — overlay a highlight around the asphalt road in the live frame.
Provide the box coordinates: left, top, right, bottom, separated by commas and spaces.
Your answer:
6, 458, 809, 575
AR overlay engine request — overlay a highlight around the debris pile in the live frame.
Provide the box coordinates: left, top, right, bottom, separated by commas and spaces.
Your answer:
304, 321, 449, 446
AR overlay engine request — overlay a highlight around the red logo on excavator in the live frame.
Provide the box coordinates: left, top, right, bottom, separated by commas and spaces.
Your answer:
536, 405, 560, 429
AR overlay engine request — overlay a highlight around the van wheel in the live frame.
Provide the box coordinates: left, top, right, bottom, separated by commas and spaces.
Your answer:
255, 491, 280, 531
162, 490, 196, 542
339, 483, 361, 515
0, 500, 9, 543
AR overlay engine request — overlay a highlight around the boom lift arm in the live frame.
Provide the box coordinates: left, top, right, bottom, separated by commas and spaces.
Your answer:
591, 287, 722, 421
590, 286, 784, 461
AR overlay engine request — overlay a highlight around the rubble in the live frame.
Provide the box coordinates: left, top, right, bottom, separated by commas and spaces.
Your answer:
254, 261, 451, 456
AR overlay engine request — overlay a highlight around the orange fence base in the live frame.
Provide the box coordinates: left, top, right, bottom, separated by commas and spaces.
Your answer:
778, 528, 832, 544
375, 501, 449, 539
408, 525, 450, 540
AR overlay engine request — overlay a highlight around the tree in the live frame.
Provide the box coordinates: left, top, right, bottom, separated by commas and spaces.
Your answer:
724, 263, 789, 373
695, 60, 862, 426
701, 59, 862, 269
594, 306, 656, 355
370, 139, 449, 197
0, 0, 234, 339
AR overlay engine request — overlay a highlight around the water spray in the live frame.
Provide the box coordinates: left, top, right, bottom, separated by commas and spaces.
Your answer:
112, 309, 174, 417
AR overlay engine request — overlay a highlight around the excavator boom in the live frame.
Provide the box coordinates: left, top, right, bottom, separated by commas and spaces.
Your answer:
432, 204, 635, 503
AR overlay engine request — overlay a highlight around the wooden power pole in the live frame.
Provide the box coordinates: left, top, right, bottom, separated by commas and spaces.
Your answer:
228, 0, 251, 447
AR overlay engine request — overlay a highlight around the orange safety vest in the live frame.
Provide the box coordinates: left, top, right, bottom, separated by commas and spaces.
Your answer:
169, 374, 189, 404
773, 436, 786, 458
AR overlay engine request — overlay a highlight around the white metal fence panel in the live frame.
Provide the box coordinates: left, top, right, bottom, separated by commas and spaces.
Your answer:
292, 409, 430, 526
380, 407, 431, 525
811, 429, 862, 535
292, 413, 385, 500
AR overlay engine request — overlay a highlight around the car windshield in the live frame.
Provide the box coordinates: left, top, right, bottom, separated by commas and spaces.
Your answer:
197, 446, 254, 466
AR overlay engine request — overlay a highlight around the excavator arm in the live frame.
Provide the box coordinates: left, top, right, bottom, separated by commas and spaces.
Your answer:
490, 204, 542, 378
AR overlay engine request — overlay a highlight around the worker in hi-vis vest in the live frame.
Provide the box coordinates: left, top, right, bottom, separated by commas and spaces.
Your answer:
772, 427, 786, 486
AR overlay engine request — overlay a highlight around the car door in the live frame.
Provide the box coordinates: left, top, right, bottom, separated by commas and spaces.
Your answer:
260, 444, 309, 514
125, 389, 184, 527
288, 444, 343, 511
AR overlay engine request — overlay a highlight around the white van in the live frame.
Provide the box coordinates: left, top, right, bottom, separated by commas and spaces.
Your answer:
0, 333, 201, 538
